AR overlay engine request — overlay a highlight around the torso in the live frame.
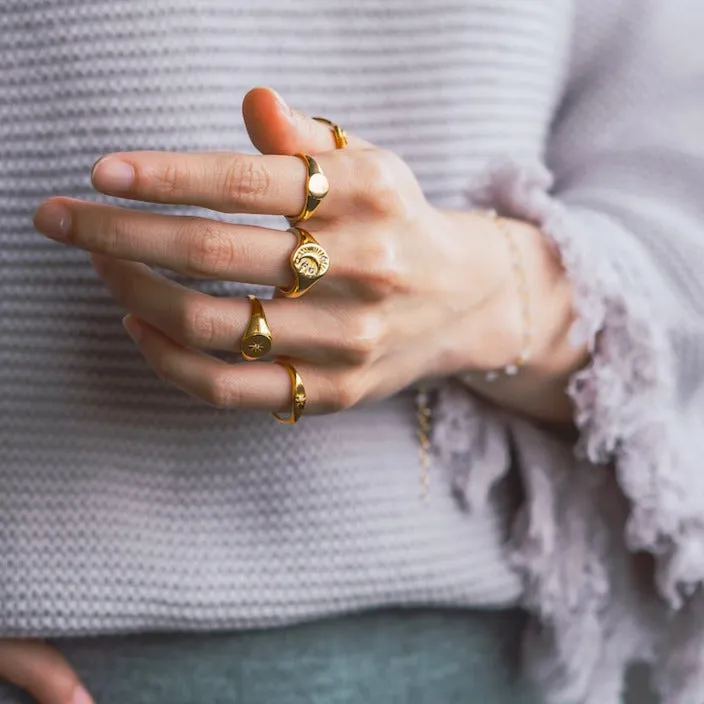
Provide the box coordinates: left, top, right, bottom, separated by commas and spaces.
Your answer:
0, 0, 571, 636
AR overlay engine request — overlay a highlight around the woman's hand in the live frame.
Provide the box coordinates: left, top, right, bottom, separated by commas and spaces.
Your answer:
0, 640, 92, 704
33, 88, 584, 423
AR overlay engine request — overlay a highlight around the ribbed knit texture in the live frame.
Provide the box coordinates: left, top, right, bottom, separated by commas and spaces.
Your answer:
2, 1, 704, 703
1, 0, 553, 628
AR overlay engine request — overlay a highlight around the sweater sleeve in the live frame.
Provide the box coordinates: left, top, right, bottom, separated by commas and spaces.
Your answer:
433, 2, 704, 702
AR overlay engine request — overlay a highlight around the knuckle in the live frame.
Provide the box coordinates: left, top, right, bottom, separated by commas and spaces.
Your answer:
331, 376, 363, 412
183, 221, 235, 277
358, 149, 395, 183
354, 149, 405, 215
353, 236, 408, 298
222, 158, 271, 207
343, 312, 384, 363
181, 298, 216, 348
375, 148, 406, 177
155, 161, 189, 198
207, 371, 239, 409
97, 211, 126, 256
153, 352, 174, 385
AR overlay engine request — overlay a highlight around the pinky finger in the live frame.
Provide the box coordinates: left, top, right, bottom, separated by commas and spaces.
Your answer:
121, 314, 331, 414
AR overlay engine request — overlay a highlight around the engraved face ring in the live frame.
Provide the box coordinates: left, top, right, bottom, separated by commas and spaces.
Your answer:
277, 227, 330, 299
286, 153, 329, 225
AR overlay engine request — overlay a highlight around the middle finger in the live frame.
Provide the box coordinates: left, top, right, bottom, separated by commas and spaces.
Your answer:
35, 200, 298, 285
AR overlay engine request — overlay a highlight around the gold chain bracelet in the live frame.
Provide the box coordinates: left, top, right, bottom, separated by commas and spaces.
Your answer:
482, 209, 533, 380
415, 209, 532, 499
416, 383, 432, 500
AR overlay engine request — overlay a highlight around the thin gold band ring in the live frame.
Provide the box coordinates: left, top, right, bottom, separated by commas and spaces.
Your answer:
313, 116, 349, 150
272, 361, 306, 424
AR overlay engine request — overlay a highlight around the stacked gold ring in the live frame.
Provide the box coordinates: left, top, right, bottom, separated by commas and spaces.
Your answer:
270, 115, 348, 425
272, 361, 306, 424
240, 295, 272, 361
286, 153, 329, 225
278, 227, 330, 299
313, 116, 349, 150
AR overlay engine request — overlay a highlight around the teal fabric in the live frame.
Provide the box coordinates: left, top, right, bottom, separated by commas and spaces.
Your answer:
0, 608, 656, 703
0, 609, 542, 704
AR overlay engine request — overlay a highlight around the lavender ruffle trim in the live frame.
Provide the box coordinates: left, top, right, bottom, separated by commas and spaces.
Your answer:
432, 158, 704, 704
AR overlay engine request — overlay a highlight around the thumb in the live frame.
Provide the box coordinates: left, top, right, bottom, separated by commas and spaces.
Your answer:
0, 639, 93, 704
242, 86, 370, 155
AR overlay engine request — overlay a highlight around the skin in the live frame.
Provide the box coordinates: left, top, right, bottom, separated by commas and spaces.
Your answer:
6, 87, 587, 702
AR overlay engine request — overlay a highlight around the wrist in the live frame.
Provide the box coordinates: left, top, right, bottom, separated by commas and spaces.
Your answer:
519, 216, 587, 379
460, 213, 589, 424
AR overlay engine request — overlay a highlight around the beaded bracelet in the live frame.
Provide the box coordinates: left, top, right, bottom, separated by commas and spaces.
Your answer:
416, 210, 533, 499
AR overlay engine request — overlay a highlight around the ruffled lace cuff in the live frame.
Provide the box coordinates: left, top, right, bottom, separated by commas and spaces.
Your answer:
431, 158, 704, 704
470, 159, 704, 601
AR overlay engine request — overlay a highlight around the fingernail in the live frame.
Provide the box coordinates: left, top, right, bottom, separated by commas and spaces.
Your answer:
71, 684, 94, 704
33, 201, 72, 241
122, 314, 143, 344
92, 157, 135, 193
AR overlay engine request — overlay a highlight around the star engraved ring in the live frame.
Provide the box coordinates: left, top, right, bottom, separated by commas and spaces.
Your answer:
272, 361, 306, 424
240, 295, 273, 361
286, 153, 329, 224
312, 116, 349, 150
277, 226, 330, 299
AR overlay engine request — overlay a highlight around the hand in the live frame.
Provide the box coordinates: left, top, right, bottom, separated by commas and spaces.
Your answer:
33, 87, 583, 422
0, 639, 92, 704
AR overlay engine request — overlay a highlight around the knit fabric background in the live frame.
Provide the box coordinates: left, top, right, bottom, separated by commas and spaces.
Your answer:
2, 1, 704, 702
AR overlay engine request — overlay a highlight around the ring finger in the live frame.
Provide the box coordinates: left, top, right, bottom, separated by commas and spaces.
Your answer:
93, 254, 372, 364
121, 314, 353, 415
35, 201, 302, 285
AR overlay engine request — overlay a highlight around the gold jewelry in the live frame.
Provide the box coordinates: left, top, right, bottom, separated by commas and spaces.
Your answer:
416, 383, 433, 501
240, 295, 272, 361
278, 226, 330, 298
415, 210, 533, 499
286, 153, 329, 224
272, 361, 306, 424
480, 210, 532, 380
312, 116, 349, 150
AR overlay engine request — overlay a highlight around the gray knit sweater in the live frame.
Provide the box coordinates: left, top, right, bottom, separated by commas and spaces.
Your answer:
2, 1, 704, 702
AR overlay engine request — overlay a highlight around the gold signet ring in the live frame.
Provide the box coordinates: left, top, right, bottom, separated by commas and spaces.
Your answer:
240, 295, 273, 361
272, 361, 306, 424
278, 227, 330, 299
286, 153, 329, 224
312, 116, 349, 150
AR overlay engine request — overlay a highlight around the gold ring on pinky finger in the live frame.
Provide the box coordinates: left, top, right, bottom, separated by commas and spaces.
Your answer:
312, 116, 349, 150
278, 227, 330, 298
240, 295, 273, 360
286, 153, 329, 224
272, 361, 306, 424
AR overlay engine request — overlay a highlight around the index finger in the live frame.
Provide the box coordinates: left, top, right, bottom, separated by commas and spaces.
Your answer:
90, 150, 347, 218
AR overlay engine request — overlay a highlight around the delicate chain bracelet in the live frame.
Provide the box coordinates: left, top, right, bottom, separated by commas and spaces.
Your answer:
416, 383, 432, 500
480, 209, 533, 381
415, 209, 533, 499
